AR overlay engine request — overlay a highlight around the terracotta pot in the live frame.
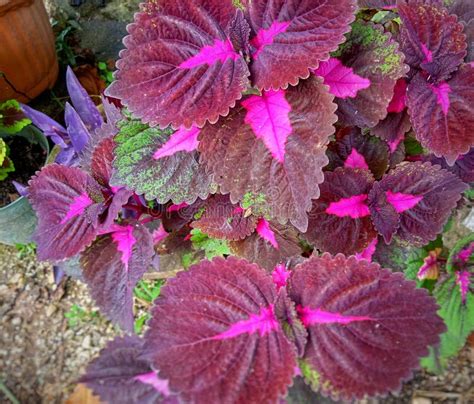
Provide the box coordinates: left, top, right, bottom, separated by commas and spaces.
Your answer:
0, 0, 58, 103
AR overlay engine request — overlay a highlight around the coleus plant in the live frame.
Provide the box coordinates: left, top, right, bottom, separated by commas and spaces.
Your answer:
24, 0, 474, 402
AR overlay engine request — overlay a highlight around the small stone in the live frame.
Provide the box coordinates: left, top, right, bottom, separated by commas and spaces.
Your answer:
82, 335, 91, 349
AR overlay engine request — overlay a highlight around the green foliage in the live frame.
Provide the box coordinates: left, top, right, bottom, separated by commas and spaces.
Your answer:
52, 19, 82, 66
98, 61, 115, 86
133, 279, 164, 334
446, 233, 474, 273
0, 100, 31, 135
190, 229, 230, 259
421, 276, 474, 373
404, 135, 424, 156
14, 242, 36, 258
0, 138, 14, 181
64, 304, 99, 328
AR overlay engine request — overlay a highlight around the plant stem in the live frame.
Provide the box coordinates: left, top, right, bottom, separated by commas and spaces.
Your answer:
0, 380, 20, 404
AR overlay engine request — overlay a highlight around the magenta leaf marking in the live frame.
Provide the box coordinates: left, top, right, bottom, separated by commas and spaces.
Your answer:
325, 194, 371, 218
111, 225, 137, 270
296, 305, 373, 327
417, 250, 439, 280
152, 223, 169, 244
458, 242, 474, 263
211, 305, 279, 340
421, 43, 433, 63
455, 271, 470, 304
430, 82, 452, 116
314, 58, 371, 99
387, 78, 407, 113
388, 134, 404, 154
134, 372, 170, 396
355, 237, 378, 262
153, 126, 200, 160
256, 218, 279, 249
179, 38, 239, 69
60, 193, 93, 224
167, 202, 189, 213
250, 21, 291, 59
242, 90, 292, 163
345, 148, 369, 170
385, 190, 423, 213
272, 263, 290, 290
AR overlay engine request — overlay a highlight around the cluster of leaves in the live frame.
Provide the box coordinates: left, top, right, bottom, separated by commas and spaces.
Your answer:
24, 0, 474, 402
0, 100, 31, 181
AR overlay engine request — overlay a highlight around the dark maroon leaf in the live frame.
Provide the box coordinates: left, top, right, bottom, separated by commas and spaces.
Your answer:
398, 2, 467, 81
144, 257, 297, 403
81, 223, 154, 331
425, 148, 474, 183
199, 76, 337, 232
406, 65, 474, 165
89, 136, 115, 186
229, 221, 301, 270
370, 162, 467, 246
371, 110, 412, 155
245, 0, 357, 90
304, 168, 377, 255
28, 164, 104, 261
357, 0, 396, 8
191, 194, 257, 240
447, 0, 474, 25
287, 254, 446, 400
80, 336, 172, 404
326, 127, 390, 179
367, 182, 400, 243
106, 0, 250, 129
335, 21, 408, 128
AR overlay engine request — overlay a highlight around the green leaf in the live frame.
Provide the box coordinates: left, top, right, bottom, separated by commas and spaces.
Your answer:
0, 139, 14, 181
421, 277, 474, 373
112, 117, 215, 204
447, 233, 474, 273
190, 229, 230, 259
0, 138, 6, 166
0, 100, 31, 135
404, 135, 424, 156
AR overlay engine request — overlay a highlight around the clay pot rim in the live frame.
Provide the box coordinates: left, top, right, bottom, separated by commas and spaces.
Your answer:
0, 0, 35, 17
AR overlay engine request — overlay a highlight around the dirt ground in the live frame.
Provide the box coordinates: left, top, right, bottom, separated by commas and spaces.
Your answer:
0, 243, 473, 404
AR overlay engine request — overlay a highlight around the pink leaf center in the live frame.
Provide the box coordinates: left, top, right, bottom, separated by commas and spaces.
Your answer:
297, 305, 373, 327
111, 225, 136, 270
421, 43, 433, 63
325, 194, 370, 218
152, 223, 169, 244
458, 242, 474, 263
61, 193, 93, 224
345, 148, 369, 170
179, 38, 239, 69
212, 305, 279, 340
314, 58, 371, 99
135, 372, 170, 396
256, 218, 279, 249
167, 202, 189, 213
430, 82, 451, 116
153, 126, 200, 160
355, 238, 378, 262
250, 21, 291, 59
272, 263, 290, 290
385, 190, 423, 213
455, 270, 470, 305
387, 78, 407, 113
242, 89, 292, 163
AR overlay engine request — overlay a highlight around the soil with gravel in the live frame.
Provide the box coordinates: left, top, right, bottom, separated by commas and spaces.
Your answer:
0, 243, 473, 403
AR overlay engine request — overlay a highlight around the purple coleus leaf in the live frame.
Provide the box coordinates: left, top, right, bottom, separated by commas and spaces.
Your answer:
21, 104, 68, 148
335, 21, 408, 128
199, 76, 337, 232
112, 118, 215, 205
81, 222, 154, 332
387, 78, 408, 114
28, 164, 105, 261
368, 162, 467, 245
190, 194, 257, 241
304, 167, 377, 255
326, 127, 390, 179
288, 254, 446, 400
406, 65, 474, 165
371, 110, 412, 155
398, 2, 467, 82
357, 0, 397, 8
106, 0, 250, 129
144, 257, 297, 403
313, 58, 371, 99
425, 148, 474, 183
66, 66, 103, 132
245, 0, 357, 90
64, 102, 91, 154
229, 221, 301, 270
80, 336, 173, 404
